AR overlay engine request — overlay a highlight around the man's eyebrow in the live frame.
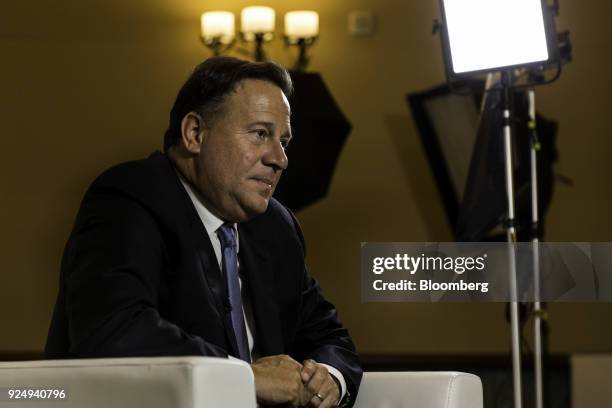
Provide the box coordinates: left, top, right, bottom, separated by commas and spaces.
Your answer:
248, 121, 292, 140
247, 121, 274, 130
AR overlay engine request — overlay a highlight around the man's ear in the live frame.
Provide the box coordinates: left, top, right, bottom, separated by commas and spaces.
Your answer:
180, 112, 207, 154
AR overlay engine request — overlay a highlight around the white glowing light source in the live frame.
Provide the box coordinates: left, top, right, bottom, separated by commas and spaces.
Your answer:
241, 6, 276, 33
442, 0, 549, 74
201, 11, 235, 43
285, 11, 319, 38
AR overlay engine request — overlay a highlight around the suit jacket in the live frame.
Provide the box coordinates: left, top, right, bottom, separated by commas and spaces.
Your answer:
45, 151, 362, 405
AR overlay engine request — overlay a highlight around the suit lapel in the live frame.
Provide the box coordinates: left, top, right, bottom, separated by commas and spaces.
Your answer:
155, 153, 241, 357
238, 227, 284, 356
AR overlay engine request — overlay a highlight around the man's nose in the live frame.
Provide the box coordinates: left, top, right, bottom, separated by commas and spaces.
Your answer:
263, 140, 288, 171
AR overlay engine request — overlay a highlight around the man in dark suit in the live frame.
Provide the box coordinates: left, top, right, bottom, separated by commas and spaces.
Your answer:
45, 56, 362, 408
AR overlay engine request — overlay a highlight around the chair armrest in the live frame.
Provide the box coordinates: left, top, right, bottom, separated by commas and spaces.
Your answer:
354, 371, 483, 408
0, 356, 256, 408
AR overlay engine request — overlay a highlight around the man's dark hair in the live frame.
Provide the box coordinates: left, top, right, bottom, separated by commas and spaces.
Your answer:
163, 56, 293, 152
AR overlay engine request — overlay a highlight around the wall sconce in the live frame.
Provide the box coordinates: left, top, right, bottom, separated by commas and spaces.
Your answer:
201, 11, 235, 56
240, 6, 275, 62
284, 11, 319, 71
199, 7, 319, 70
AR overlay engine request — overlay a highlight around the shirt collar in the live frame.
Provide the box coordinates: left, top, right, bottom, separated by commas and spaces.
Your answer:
176, 171, 238, 246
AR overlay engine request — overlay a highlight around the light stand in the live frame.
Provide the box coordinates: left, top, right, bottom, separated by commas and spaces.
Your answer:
434, 1, 571, 407
527, 86, 546, 408
501, 71, 524, 408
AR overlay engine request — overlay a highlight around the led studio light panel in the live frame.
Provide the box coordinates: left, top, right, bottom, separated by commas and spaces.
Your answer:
439, 0, 553, 76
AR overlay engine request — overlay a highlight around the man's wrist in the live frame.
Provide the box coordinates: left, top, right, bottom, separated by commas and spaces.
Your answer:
320, 363, 346, 402
330, 374, 342, 401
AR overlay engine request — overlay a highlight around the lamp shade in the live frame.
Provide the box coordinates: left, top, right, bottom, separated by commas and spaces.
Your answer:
201, 11, 235, 43
241, 6, 275, 33
284, 11, 319, 38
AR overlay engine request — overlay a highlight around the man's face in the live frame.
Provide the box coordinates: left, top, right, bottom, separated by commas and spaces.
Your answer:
193, 79, 291, 222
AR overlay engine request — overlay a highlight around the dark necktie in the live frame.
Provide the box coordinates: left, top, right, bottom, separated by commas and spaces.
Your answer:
216, 224, 250, 362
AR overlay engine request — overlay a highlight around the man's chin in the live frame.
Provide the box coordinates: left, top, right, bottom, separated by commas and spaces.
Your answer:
237, 197, 270, 221
251, 197, 270, 214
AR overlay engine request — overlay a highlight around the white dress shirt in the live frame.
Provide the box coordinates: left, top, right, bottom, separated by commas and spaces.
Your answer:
178, 176, 346, 401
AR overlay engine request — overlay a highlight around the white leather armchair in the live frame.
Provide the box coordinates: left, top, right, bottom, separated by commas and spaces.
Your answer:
354, 371, 482, 408
0, 357, 482, 408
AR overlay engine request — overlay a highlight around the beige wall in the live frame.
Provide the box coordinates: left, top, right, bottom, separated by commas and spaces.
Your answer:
1, 0, 611, 355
